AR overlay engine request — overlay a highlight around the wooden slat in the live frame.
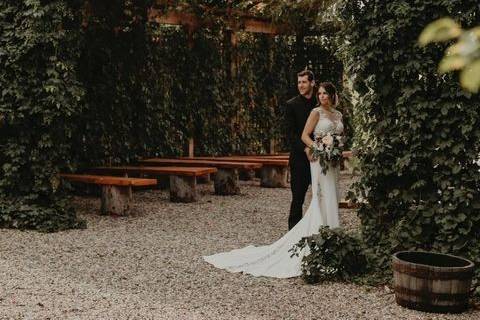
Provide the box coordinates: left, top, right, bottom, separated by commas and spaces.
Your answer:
147, 8, 285, 35
339, 199, 367, 209
90, 166, 217, 177
149, 10, 197, 26
231, 155, 289, 160
181, 151, 352, 162
181, 156, 289, 166
239, 18, 282, 34
139, 158, 262, 170
60, 174, 157, 187
339, 200, 358, 209
232, 151, 352, 159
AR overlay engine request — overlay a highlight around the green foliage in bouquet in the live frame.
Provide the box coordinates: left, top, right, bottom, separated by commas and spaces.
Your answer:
310, 133, 344, 174
290, 226, 368, 284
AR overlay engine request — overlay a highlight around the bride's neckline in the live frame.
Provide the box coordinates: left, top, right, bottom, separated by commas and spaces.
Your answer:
318, 106, 335, 114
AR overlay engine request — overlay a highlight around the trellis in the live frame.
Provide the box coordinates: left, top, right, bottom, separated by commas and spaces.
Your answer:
146, 6, 287, 155
81, 1, 339, 156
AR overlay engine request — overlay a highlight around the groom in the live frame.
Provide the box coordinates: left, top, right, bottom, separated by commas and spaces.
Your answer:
285, 70, 317, 230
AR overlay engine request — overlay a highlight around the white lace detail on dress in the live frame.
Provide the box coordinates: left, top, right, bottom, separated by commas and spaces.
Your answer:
312, 107, 343, 138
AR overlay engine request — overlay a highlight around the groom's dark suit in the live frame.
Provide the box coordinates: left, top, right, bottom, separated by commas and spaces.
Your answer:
285, 94, 317, 230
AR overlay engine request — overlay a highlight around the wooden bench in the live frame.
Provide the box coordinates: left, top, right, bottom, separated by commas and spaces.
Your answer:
339, 199, 362, 209
216, 151, 352, 161
138, 159, 262, 195
181, 157, 290, 188
88, 166, 217, 202
230, 155, 290, 160
220, 151, 352, 158
59, 174, 157, 216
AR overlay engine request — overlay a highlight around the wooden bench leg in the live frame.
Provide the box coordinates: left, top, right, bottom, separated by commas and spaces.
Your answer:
170, 175, 197, 202
260, 166, 288, 188
101, 185, 132, 215
239, 169, 256, 181
214, 168, 240, 195
340, 157, 346, 171
157, 175, 170, 190
197, 173, 211, 184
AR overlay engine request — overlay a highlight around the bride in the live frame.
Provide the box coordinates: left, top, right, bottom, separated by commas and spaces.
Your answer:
203, 82, 344, 278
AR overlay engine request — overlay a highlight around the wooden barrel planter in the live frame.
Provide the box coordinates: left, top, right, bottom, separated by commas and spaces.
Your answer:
392, 251, 474, 313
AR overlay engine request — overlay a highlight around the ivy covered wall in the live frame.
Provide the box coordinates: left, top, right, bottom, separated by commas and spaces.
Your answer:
0, 0, 86, 231
0, 1, 343, 231
340, 0, 480, 281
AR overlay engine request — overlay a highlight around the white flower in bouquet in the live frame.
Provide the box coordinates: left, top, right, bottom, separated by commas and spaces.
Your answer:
309, 132, 346, 174
322, 133, 334, 146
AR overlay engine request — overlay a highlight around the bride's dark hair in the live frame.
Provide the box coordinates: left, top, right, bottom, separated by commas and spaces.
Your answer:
318, 82, 337, 106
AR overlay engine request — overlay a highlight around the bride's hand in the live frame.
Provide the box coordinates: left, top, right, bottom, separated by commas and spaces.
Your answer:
305, 147, 314, 162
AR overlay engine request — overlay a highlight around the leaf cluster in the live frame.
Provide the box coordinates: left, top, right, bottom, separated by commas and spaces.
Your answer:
338, 0, 480, 289
0, 0, 86, 231
291, 226, 368, 284
0, 1, 345, 231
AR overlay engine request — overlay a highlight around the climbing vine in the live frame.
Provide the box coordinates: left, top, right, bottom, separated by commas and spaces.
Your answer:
1, 1, 344, 231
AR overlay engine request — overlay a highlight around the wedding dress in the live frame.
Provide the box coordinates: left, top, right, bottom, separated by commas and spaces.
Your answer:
203, 107, 344, 278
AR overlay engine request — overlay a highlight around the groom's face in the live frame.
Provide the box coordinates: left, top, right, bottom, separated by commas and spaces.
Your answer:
297, 76, 314, 97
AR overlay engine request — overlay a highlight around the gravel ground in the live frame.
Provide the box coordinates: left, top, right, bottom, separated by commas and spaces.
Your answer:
0, 172, 479, 320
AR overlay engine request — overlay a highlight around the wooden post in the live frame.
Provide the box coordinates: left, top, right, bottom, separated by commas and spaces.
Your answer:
186, 25, 195, 158
230, 31, 238, 78
101, 185, 132, 215
170, 175, 197, 202
214, 168, 240, 195
269, 138, 276, 155
228, 31, 240, 150
294, 33, 306, 72
188, 138, 194, 158
267, 34, 276, 155
239, 169, 255, 181
197, 173, 211, 184
260, 166, 288, 188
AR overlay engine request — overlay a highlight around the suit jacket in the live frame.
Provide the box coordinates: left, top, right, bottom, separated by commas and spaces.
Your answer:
284, 94, 317, 161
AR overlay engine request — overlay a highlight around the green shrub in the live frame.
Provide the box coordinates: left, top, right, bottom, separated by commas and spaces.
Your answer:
339, 0, 480, 285
0, 0, 86, 231
291, 227, 368, 284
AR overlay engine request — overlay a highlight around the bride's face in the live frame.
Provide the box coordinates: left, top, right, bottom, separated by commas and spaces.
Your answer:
318, 87, 332, 107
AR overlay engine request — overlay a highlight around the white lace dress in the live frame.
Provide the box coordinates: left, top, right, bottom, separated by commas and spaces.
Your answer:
203, 107, 344, 278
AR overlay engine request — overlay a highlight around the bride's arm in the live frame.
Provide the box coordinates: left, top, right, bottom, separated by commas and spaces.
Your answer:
301, 110, 320, 160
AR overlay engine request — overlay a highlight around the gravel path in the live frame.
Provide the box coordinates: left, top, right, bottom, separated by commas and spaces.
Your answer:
0, 172, 478, 319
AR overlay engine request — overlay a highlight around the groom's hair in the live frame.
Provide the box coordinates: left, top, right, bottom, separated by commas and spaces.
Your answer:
297, 70, 314, 82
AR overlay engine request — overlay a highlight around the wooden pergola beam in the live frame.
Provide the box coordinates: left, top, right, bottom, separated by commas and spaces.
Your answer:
241, 18, 282, 34
147, 8, 286, 35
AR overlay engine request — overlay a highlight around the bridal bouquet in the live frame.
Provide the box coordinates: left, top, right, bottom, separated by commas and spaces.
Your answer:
309, 132, 344, 174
